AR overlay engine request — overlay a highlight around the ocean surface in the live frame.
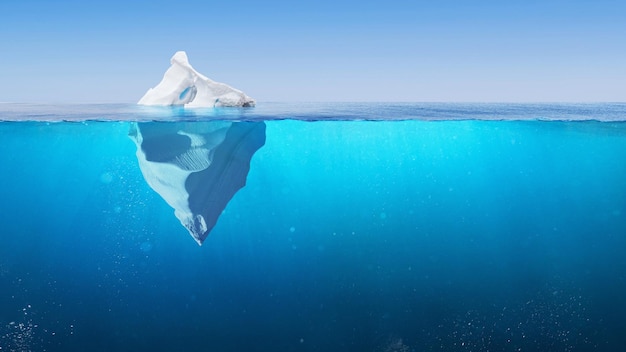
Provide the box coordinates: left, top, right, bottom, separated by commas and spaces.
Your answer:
0, 103, 625, 351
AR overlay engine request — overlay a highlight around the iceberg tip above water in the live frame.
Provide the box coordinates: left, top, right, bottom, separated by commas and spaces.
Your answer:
138, 51, 255, 108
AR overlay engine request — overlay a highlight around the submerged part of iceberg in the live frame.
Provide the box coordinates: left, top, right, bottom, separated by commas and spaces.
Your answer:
138, 51, 255, 107
129, 121, 266, 245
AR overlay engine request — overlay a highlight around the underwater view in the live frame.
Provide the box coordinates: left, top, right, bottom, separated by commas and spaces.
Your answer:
1, 103, 625, 351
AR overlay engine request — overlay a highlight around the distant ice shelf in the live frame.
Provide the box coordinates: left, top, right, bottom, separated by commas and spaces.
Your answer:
138, 51, 255, 107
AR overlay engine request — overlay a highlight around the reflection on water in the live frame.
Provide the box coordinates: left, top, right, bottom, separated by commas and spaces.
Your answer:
128, 121, 266, 245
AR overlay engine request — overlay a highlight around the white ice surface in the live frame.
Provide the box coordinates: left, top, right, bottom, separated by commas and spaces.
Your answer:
130, 122, 232, 245
138, 51, 255, 107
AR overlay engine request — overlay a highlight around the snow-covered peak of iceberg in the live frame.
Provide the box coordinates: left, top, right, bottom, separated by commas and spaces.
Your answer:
138, 51, 255, 107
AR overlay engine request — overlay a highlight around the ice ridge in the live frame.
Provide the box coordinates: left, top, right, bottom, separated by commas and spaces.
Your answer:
138, 51, 255, 107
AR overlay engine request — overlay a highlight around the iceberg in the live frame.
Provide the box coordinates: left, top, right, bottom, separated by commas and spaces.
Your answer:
129, 121, 266, 245
134, 53, 262, 244
138, 51, 255, 107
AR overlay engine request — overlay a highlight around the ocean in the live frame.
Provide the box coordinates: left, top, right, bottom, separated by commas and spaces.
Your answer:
0, 103, 625, 351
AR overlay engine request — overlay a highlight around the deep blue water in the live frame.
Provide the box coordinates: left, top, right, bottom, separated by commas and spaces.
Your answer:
1, 103, 625, 351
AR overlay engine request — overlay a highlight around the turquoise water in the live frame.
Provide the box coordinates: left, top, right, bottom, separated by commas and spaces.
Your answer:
1, 104, 625, 351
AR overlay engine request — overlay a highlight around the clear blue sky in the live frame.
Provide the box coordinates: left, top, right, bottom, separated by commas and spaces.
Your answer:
1, 0, 624, 103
